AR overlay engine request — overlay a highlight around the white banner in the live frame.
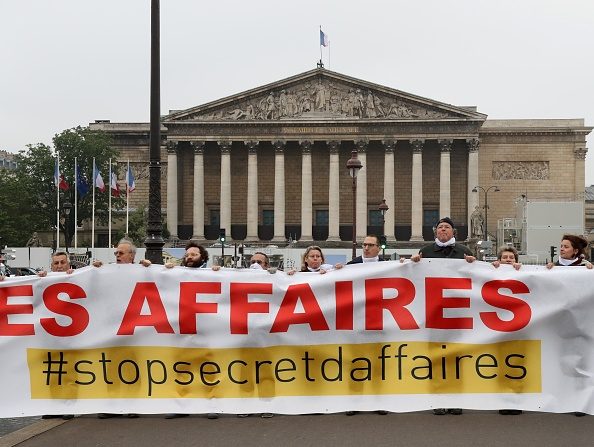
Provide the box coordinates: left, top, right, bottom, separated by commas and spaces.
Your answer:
1, 259, 593, 417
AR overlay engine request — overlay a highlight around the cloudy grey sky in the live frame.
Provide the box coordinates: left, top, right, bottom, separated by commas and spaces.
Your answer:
2, 0, 593, 185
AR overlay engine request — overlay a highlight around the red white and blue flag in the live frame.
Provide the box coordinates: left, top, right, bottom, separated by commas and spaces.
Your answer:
320, 29, 329, 47
126, 164, 136, 192
54, 159, 69, 190
110, 172, 120, 197
94, 165, 105, 192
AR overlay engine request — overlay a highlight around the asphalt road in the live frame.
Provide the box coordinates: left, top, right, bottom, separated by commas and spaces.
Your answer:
1, 411, 592, 447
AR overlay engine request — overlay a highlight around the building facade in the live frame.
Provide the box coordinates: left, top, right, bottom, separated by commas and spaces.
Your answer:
90, 68, 592, 248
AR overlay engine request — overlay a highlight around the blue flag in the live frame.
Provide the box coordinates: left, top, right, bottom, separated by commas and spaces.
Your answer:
76, 164, 89, 198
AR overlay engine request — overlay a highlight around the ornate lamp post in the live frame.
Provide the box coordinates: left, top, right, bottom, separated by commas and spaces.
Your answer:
472, 185, 500, 241
378, 199, 389, 257
62, 201, 72, 252
346, 150, 362, 260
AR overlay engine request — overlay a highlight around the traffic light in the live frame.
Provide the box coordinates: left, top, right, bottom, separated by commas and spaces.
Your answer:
550, 245, 557, 262
219, 228, 226, 243
379, 235, 387, 250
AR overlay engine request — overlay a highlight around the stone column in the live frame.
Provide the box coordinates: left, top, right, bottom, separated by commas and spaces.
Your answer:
355, 140, 368, 242
467, 138, 480, 230
272, 140, 286, 242
300, 140, 313, 242
439, 139, 453, 218
219, 140, 232, 237
166, 140, 178, 239
574, 146, 588, 200
190, 141, 205, 240
382, 140, 396, 242
410, 139, 424, 241
327, 140, 341, 241
245, 141, 259, 242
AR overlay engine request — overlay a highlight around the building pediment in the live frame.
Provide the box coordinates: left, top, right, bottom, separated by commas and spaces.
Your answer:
163, 68, 486, 124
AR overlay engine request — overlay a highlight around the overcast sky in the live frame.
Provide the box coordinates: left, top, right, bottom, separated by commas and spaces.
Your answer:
1, 0, 593, 185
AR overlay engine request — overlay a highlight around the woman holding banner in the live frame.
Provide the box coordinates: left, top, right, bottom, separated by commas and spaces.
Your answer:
287, 245, 343, 275
546, 234, 593, 269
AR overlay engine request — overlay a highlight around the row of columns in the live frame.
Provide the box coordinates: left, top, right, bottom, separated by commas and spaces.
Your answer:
166, 138, 481, 242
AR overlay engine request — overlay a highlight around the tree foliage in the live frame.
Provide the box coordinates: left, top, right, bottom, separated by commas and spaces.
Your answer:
1, 126, 123, 246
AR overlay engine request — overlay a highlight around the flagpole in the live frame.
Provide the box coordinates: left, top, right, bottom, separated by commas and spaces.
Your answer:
319, 25, 323, 64
126, 160, 130, 235
56, 156, 60, 251
92, 158, 96, 250
108, 159, 112, 247
74, 157, 78, 249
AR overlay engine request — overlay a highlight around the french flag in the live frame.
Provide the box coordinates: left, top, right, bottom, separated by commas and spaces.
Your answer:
320, 29, 329, 47
94, 166, 106, 192
126, 164, 136, 192
110, 172, 120, 197
54, 159, 69, 190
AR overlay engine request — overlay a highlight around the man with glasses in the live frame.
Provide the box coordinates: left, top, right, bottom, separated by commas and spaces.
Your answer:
248, 251, 277, 274
345, 235, 388, 416
93, 239, 151, 267
347, 234, 385, 264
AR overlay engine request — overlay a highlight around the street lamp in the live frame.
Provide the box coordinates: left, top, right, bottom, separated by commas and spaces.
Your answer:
62, 201, 72, 252
346, 150, 362, 260
378, 199, 389, 258
472, 185, 500, 241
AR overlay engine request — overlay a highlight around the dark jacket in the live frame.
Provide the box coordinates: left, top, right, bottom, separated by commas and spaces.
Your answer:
347, 256, 386, 265
419, 243, 473, 259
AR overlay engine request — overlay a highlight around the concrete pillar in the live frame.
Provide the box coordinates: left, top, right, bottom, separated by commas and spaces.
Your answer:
219, 141, 232, 237
166, 141, 178, 239
382, 139, 396, 242
439, 139, 453, 218
272, 140, 286, 242
190, 141, 205, 240
327, 140, 341, 241
300, 140, 313, 242
245, 141, 259, 241
410, 139, 424, 241
355, 140, 368, 242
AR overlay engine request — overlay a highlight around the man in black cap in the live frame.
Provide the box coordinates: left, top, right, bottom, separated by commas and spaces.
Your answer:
411, 217, 475, 415
411, 217, 475, 262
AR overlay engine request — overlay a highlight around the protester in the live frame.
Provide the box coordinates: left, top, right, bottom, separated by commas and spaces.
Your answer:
492, 246, 522, 271
411, 217, 474, 415
93, 239, 151, 268
347, 234, 385, 264
546, 234, 593, 269
287, 246, 343, 275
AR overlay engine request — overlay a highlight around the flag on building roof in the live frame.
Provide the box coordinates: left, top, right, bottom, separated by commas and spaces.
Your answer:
54, 158, 69, 190
126, 164, 136, 192
94, 165, 105, 192
111, 172, 120, 197
320, 29, 329, 47
76, 164, 89, 198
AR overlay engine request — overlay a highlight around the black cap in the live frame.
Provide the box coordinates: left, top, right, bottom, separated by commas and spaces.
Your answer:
436, 217, 455, 228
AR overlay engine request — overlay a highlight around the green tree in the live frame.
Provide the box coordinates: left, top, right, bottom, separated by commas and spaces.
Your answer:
4, 126, 123, 247
115, 203, 170, 247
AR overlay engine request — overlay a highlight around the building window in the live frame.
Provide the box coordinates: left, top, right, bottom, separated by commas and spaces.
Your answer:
210, 209, 220, 227
368, 210, 383, 226
262, 210, 274, 226
315, 210, 329, 226
423, 209, 439, 227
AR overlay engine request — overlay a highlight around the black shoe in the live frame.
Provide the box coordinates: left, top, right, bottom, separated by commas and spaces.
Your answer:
206, 413, 219, 419
433, 408, 447, 415
126, 413, 139, 418
449, 408, 463, 415
41, 415, 61, 419
98, 413, 119, 419
499, 409, 522, 415
574, 412, 586, 417
61, 414, 74, 420
345, 411, 358, 416
165, 413, 189, 419
260, 413, 274, 418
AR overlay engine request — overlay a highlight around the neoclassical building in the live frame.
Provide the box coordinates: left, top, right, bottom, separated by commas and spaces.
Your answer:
90, 68, 591, 247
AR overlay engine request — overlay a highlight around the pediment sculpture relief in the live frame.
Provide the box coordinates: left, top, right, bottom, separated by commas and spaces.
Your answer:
185, 79, 454, 121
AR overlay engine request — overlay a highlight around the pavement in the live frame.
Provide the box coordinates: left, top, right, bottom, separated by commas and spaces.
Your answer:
0, 411, 592, 447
